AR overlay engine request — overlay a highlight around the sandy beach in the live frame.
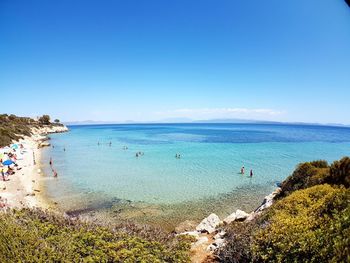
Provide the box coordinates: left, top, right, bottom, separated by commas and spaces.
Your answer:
0, 126, 68, 209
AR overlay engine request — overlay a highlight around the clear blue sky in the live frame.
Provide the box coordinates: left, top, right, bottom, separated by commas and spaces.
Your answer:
1, 0, 349, 124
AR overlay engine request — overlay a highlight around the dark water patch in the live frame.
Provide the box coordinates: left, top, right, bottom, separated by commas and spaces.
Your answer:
65, 197, 123, 217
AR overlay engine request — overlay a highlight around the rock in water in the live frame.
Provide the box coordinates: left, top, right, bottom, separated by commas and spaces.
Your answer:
196, 213, 221, 233
235, 209, 250, 221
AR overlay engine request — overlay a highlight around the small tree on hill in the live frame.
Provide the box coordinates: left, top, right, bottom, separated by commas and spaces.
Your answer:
39, 115, 51, 125
54, 119, 60, 123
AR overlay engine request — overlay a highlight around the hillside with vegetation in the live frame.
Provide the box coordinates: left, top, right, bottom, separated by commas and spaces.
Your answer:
0, 209, 193, 262
0, 114, 62, 147
218, 157, 350, 263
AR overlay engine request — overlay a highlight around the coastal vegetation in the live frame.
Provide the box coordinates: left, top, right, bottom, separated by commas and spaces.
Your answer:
218, 157, 350, 263
0, 208, 193, 262
0, 114, 62, 147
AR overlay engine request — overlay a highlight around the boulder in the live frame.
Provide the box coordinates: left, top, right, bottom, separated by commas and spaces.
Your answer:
223, 212, 236, 224
213, 238, 226, 248
207, 238, 226, 252
255, 187, 282, 213
196, 213, 221, 234
245, 212, 258, 222
206, 244, 216, 252
214, 230, 226, 240
235, 209, 249, 221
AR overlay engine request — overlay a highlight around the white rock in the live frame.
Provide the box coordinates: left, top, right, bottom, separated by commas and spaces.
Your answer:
214, 230, 226, 240
223, 212, 236, 224
206, 244, 216, 252
213, 238, 226, 248
196, 213, 221, 233
235, 209, 249, 220
245, 212, 258, 222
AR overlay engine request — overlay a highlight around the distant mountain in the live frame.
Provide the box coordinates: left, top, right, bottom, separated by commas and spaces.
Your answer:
192, 118, 282, 124
64, 119, 350, 127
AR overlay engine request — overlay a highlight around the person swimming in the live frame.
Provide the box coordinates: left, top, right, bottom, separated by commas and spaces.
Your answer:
250, 169, 253, 177
241, 166, 245, 174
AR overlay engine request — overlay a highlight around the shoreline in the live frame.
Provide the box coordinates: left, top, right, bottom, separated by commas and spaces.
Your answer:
0, 125, 68, 210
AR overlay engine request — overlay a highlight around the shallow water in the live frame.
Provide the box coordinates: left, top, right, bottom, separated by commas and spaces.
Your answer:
41, 123, 350, 228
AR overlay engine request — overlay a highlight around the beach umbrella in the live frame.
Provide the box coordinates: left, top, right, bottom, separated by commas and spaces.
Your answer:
2, 160, 14, 166
11, 144, 19, 149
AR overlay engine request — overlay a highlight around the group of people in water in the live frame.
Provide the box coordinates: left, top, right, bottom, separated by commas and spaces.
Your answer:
135, 151, 144, 157
52, 141, 255, 178
240, 166, 253, 177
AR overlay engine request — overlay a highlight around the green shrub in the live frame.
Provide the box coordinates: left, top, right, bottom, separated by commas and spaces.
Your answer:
328, 157, 350, 188
38, 114, 51, 125
279, 161, 330, 197
252, 184, 350, 263
279, 158, 350, 198
0, 209, 192, 262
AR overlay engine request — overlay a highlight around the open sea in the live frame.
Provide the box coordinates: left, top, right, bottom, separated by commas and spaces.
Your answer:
41, 123, 350, 229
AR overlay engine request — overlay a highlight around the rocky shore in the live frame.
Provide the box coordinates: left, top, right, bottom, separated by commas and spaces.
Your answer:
177, 187, 282, 262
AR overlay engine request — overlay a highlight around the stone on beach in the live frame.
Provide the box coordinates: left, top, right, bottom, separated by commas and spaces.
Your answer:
196, 213, 221, 233
214, 230, 226, 240
235, 209, 250, 221
223, 212, 237, 224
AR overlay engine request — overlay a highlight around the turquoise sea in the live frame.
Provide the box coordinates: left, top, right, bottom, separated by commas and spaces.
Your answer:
41, 123, 350, 228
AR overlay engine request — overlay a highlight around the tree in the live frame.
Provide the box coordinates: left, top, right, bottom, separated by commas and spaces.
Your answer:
38, 115, 51, 125
54, 119, 60, 123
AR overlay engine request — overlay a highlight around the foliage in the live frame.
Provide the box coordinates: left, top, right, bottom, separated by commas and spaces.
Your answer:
0, 208, 192, 262
38, 114, 51, 125
0, 114, 38, 147
279, 158, 350, 198
219, 157, 350, 263
252, 184, 349, 263
217, 221, 255, 263
54, 119, 60, 123
0, 113, 63, 147
328, 157, 350, 188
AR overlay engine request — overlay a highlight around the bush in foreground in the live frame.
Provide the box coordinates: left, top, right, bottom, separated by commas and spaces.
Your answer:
219, 157, 350, 263
252, 184, 350, 262
0, 209, 192, 262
